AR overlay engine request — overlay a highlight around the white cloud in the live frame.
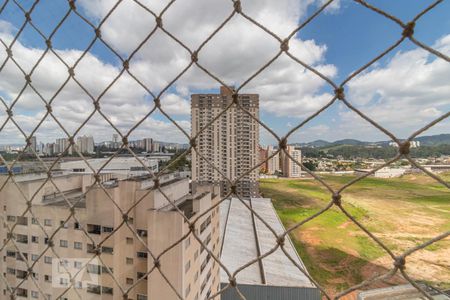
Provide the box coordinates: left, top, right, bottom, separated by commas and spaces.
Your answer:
77, 0, 337, 117
0, 0, 339, 145
347, 34, 450, 138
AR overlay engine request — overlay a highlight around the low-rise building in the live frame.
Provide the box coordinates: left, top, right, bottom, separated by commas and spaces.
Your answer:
219, 197, 319, 300
355, 167, 407, 178
59, 157, 159, 179
0, 172, 220, 300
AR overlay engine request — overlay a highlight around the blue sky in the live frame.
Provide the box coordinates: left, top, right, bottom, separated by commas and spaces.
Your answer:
0, 0, 449, 145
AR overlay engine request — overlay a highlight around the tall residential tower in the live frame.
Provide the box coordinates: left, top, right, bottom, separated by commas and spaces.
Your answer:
191, 86, 259, 199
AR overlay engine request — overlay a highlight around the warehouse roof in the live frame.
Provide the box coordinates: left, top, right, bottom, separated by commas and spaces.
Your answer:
219, 197, 315, 288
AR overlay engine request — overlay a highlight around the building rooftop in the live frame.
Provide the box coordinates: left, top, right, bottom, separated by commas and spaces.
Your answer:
43, 188, 86, 208
357, 284, 450, 300
219, 197, 315, 288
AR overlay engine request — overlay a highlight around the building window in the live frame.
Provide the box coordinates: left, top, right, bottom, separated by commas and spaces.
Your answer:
44, 256, 52, 264
74, 222, 80, 230
31, 236, 38, 243
74, 242, 82, 250
44, 219, 52, 226
126, 257, 133, 265
60, 278, 69, 286
31, 254, 38, 261
102, 246, 113, 254
7, 268, 15, 275
102, 286, 113, 295
60, 240, 68, 248
31, 217, 39, 224
137, 272, 147, 280
87, 264, 101, 275
44, 275, 52, 282
103, 226, 113, 233
16, 234, 28, 244
137, 229, 147, 237
137, 252, 147, 259
126, 278, 133, 285
31, 291, 39, 298
87, 224, 101, 234
74, 261, 82, 269
87, 284, 101, 294
126, 237, 133, 244
137, 295, 147, 300
60, 220, 68, 228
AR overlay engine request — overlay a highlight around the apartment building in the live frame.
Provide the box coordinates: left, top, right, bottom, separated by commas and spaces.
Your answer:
281, 146, 302, 178
191, 86, 260, 199
76, 136, 95, 154
266, 145, 280, 175
0, 172, 220, 300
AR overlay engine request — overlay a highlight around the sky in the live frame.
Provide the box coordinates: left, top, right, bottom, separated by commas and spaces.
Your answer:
0, 0, 449, 145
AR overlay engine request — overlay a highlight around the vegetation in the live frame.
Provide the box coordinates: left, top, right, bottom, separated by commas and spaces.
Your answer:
164, 151, 190, 172
301, 144, 450, 159
260, 174, 450, 295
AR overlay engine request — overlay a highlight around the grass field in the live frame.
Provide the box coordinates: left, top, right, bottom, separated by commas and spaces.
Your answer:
260, 173, 450, 295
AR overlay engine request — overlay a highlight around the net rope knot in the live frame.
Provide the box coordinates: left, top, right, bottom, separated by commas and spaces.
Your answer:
332, 193, 342, 206
280, 39, 289, 52
279, 137, 287, 150
123, 60, 130, 70
229, 277, 237, 287
190, 138, 197, 148
5, 47, 13, 57
154, 259, 161, 269
402, 22, 415, 38
155, 16, 163, 27
95, 28, 102, 38
233, 1, 242, 13
232, 93, 239, 104
153, 178, 160, 188
335, 87, 345, 100
394, 256, 406, 270
154, 98, 161, 108
68, 0, 76, 10
277, 235, 285, 246
230, 184, 237, 194
399, 141, 410, 155
191, 51, 198, 63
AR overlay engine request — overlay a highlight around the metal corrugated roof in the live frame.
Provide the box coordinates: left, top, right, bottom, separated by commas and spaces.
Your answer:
219, 197, 316, 288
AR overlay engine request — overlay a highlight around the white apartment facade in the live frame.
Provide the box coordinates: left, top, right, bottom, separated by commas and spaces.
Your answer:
266, 145, 280, 175
281, 146, 303, 178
